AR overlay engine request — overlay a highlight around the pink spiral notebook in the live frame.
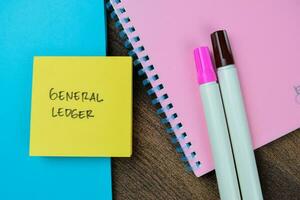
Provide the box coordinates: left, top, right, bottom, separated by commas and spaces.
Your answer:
108, 0, 300, 177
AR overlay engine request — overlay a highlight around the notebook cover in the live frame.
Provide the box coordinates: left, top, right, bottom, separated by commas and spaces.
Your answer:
30, 57, 132, 157
108, 0, 300, 176
0, 1, 112, 199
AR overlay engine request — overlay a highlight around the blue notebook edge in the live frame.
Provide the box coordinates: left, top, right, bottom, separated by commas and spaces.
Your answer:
0, 1, 112, 199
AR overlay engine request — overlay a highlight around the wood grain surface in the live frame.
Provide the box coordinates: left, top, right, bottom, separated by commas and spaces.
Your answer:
107, 16, 300, 200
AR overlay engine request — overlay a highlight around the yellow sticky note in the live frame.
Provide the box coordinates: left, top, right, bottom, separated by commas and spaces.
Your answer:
30, 57, 132, 157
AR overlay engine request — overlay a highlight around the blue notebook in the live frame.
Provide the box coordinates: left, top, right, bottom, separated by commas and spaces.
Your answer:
0, 1, 112, 200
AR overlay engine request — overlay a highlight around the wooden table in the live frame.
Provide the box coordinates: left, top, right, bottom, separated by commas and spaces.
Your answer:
107, 17, 300, 200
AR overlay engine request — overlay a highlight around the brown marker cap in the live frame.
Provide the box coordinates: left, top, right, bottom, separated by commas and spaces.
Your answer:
211, 30, 234, 68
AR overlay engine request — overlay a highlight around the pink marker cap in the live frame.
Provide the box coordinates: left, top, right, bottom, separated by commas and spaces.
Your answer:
193, 47, 217, 84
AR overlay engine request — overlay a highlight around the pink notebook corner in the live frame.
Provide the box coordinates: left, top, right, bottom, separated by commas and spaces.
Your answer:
110, 0, 300, 176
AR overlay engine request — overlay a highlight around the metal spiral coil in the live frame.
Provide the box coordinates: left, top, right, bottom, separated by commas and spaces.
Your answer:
106, 0, 201, 172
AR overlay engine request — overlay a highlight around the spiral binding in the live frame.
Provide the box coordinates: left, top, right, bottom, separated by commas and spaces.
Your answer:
106, 0, 201, 172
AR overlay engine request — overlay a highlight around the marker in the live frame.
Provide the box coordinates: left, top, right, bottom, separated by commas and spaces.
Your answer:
211, 30, 263, 200
194, 47, 241, 200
